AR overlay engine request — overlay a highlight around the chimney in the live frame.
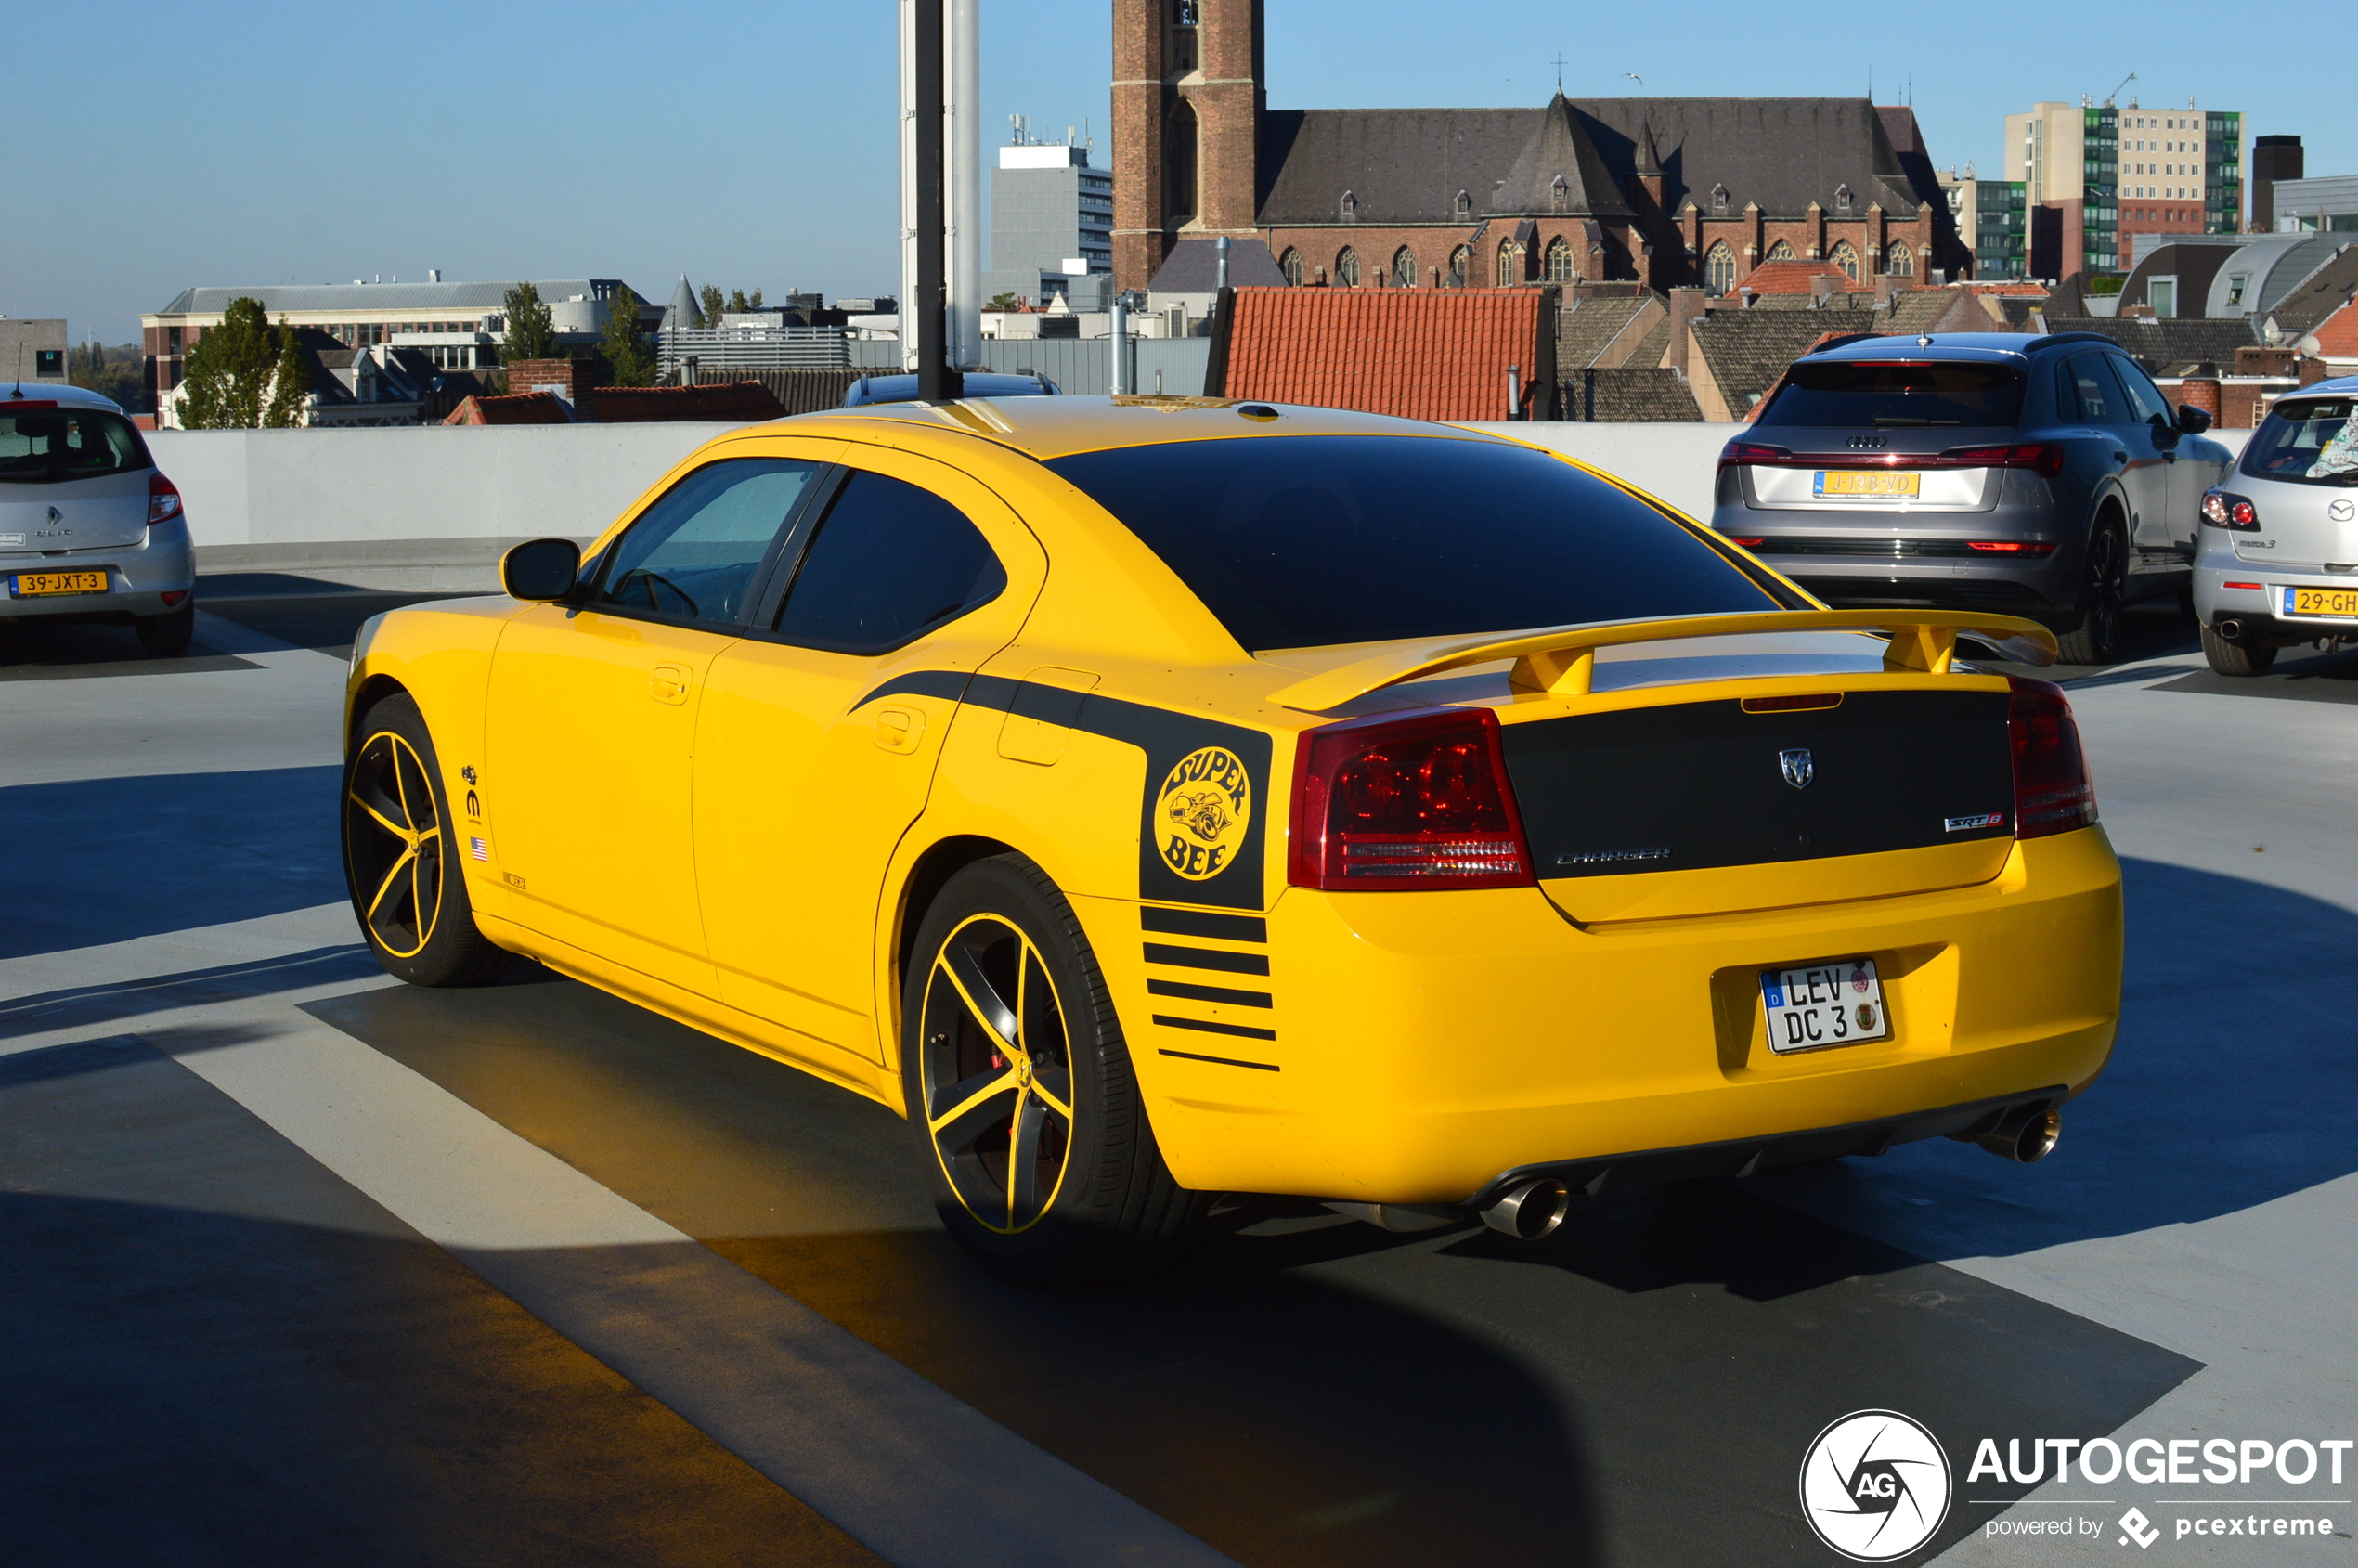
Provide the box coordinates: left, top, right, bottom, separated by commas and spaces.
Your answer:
1809, 273, 1844, 307
1874, 273, 1904, 310
1738, 286, 1757, 309
2176, 364, 2222, 422
1666, 287, 1707, 377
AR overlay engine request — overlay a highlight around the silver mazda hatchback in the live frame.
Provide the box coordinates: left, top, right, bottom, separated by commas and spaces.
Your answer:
2192, 376, 2358, 674
0, 383, 195, 655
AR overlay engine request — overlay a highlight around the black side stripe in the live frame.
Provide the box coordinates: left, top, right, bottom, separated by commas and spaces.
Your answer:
1143, 942, 1270, 977
1147, 978, 1272, 1008
1140, 906, 1267, 943
1154, 1014, 1276, 1041
1158, 1046, 1280, 1072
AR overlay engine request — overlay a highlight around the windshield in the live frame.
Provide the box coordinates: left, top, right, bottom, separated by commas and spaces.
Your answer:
0, 405, 150, 484
2240, 396, 2358, 487
1044, 434, 1793, 653
1755, 361, 2025, 428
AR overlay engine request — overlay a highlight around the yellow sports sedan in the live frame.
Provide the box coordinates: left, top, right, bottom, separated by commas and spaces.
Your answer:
343, 397, 2121, 1282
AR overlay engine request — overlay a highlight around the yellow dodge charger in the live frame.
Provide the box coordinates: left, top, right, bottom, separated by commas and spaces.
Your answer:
343, 397, 2121, 1281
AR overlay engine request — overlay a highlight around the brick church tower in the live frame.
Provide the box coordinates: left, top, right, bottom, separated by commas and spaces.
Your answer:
1112, 0, 1266, 292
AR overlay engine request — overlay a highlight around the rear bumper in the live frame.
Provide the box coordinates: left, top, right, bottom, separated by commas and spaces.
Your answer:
2193, 532, 2358, 638
1117, 827, 2122, 1203
1710, 497, 2079, 615
0, 518, 194, 622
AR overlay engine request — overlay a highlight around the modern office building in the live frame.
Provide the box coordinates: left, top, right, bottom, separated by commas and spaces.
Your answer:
982, 129, 1114, 307
2269, 173, 2358, 233
1940, 170, 2027, 279
2004, 99, 2243, 278
140, 278, 654, 403
2251, 136, 2304, 232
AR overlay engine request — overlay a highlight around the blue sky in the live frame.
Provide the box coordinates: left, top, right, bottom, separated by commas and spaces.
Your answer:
4, 1, 2342, 343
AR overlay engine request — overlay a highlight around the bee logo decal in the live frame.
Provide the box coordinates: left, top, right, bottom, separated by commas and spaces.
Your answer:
1155, 746, 1252, 882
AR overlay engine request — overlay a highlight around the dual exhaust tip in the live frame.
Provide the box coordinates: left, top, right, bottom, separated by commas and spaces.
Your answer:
1966, 1106, 2063, 1164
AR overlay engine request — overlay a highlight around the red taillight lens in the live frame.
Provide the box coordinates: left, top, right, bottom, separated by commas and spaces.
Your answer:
1289, 707, 1534, 890
1965, 539, 2059, 556
1717, 440, 1793, 473
148, 473, 184, 525
2007, 677, 2097, 840
1728, 537, 1766, 548
1942, 442, 2066, 478
2200, 490, 2259, 529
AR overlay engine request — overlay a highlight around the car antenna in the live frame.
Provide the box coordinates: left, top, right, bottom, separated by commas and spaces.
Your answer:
1917, 334, 1933, 349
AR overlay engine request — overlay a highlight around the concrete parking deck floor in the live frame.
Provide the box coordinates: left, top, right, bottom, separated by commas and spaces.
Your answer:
3, 597, 2352, 1567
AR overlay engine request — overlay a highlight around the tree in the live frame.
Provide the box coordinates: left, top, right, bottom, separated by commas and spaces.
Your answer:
599, 284, 656, 385
985, 292, 1024, 311
728, 288, 763, 313
698, 283, 725, 323
68, 343, 143, 409
500, 281, 558, 363
177, 297, 308, 428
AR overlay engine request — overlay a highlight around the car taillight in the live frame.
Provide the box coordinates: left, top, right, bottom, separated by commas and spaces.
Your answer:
1289, 707, 1534, 890
2200, 489, 2260, 530
1940, 442, 2066, 478
2007, 678, 2097, 840
148, 473, 184, 525
1717, 440, 1794, 473
1965, 539, 2058, 555
1728, 537, 1766, 548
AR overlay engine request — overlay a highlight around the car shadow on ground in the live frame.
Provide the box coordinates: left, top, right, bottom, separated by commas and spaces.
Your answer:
1756, 855, 2358, 1257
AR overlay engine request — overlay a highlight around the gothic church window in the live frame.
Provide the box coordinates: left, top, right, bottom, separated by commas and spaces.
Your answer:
1446, 245, 1470, 288
1829, 240, 1859, 280
1704, 242, 1736, 296
1544, 236, 1575, 282
1165, 99, 1199, 220
1766, 239, 1795, 262
1336, 247, 1361, 287
1496, 240, 1519, 287
1279, 248, 1303, 286
1886, 244, 1913, 278
1393, 247, 1418, 287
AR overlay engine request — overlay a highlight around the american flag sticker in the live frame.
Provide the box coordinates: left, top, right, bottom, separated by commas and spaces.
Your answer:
470, 836, 489, 862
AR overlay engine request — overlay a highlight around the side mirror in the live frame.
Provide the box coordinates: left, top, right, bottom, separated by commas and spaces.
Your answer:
2176, 403, 2213, 435
2149, 409, 2182, 447
501, 538, 581, 602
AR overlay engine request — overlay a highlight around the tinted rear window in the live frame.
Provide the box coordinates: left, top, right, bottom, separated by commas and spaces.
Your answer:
0, 405, 150, 483
2241, 396, 2358, 487
1755, 361, 2024, 428
1044, 434, 1788, 652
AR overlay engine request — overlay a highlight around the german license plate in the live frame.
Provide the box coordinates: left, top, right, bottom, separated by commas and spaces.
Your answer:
1814, 470, 1920, 499
10, 570, 109, 597
2284, 585, 2358, 619
1761, 957, 1890, 1053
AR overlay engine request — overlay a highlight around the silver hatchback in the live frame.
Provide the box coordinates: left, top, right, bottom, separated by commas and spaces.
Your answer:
2193, 377, 2358, 675
0, 383, 195, 655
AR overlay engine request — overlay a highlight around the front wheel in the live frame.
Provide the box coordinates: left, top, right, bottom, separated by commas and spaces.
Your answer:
2054, 519, 2128, 665
2201, 621, 2277, 676
343, 693, 517, 986
901, 855, 1206, 1285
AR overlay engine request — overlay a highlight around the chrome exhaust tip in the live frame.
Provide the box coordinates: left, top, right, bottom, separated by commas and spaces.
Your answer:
2215, 617, 2243, 641
1973, 1108, 2062, 1164
1481, 1178, 1572, 1240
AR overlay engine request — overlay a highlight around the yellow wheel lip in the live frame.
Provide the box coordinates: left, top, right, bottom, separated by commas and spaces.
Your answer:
346, 728, 444, 961
921, 910, 1077, 1236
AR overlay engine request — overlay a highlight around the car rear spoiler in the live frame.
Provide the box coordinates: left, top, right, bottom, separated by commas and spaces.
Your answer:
1264, 609, 2058, 712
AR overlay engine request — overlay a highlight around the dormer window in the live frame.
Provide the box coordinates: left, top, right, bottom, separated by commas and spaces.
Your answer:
1340, 188, 1357, 220
1455, 188, 1471, 219
1711, 184, 1730, 215
1833, 184, 1854, 215
1549, 174, 1569, 212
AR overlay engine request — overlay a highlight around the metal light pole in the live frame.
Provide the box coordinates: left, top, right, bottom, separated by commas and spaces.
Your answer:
908, 0, 963, 400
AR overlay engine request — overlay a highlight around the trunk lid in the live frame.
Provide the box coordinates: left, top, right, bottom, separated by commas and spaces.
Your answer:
0, 469, 152, 552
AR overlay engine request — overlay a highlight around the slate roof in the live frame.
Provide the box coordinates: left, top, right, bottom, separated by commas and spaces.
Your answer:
1146, 237, 1292, 292
1217, 287, 1549, 421
708, 368, 862, 416
1621, 313, 1673, 369
1691, 311, 1856, 413
1256, 94, 1919, 227
1556, 294, 1654, 369
1563, 367, 1703, 421
152, 279, 631, 316
586, 382, 788, 423
2038, 316, 2261, 375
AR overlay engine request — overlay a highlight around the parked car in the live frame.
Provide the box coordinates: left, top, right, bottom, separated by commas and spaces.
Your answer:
342, 396, 2119, 1284
2191, 376, 2358, 675
1712, 331, 2232, 663
842, 370, 1059, 407
0, 383, 194, 655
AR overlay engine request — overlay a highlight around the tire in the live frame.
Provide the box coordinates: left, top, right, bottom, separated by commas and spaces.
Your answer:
135, 603, 195, 657
2054, 517, 2128, 665
343, 693, 517, 986
2201, 620, 2277, 676
901, 854, 1208, 1285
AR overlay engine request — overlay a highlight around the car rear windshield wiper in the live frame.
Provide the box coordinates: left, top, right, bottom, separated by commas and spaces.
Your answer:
1871, 417, 1962, 427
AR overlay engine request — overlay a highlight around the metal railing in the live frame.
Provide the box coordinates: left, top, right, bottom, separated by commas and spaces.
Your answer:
657, 327, 851, 377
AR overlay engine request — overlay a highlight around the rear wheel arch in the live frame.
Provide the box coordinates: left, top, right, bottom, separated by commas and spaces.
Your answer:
892, 834, 1025, 1026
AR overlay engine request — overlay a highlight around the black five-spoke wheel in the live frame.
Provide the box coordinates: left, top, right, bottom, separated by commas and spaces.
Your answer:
918, 914, 1076, 1233
346, 729, 445, 961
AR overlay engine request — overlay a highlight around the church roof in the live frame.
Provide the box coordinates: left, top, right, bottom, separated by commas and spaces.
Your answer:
1255, 97, 1921, 227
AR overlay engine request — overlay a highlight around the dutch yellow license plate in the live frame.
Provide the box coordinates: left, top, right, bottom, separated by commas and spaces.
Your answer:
1814, 470, 1920, 499
10, 570, 109, 597
2285, 586, 2358, 619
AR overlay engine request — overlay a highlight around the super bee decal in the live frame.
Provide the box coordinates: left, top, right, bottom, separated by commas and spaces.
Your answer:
1156, 746, 1251, 881
857, 672, 1273, 911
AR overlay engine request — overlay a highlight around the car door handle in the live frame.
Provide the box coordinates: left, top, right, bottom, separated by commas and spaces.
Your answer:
2112, 452, 2129, 464
650, 663, 691, 705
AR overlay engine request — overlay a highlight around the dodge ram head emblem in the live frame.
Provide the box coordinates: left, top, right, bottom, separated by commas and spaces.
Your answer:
1780, 747, 1815, 790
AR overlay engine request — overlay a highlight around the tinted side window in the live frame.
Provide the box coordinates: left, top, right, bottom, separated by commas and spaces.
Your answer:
771, 471, 1007, 654
2109, 356, 2173, 426
2058, 355, 2130, 424
590, 459, 821, 626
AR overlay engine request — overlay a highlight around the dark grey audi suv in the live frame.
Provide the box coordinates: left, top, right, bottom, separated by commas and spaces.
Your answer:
1710, 330, 2232, 663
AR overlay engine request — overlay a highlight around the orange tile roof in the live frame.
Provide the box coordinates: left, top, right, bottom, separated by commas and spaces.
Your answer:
1965, 282, 2051, 296
1736, 261, 1872, 296
2304, 297, 2358, 358
1218, 287, 1548, 422
443, 391, 570, 425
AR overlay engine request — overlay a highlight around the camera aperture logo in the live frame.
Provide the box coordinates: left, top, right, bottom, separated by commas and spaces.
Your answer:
1801, 1409, 1954, 1562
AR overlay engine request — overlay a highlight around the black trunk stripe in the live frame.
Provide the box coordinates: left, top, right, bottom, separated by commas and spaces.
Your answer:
1143, 943, 1270, 976
1153, 1014, 1277, 1041
1147, 978, 1273, 1008
1140, 906, 1268, 943
1156, 1046, 1281, 1071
